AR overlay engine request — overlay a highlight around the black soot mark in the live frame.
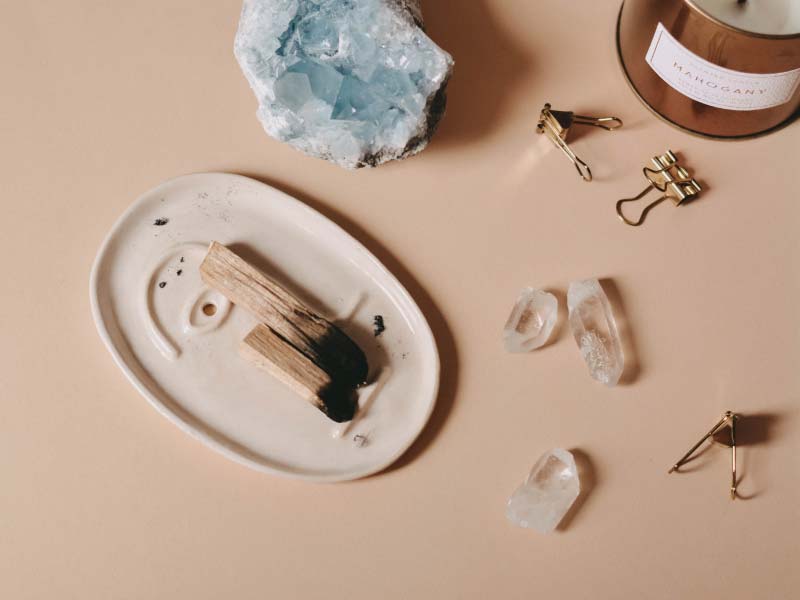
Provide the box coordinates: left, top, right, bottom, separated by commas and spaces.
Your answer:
373, 315, 386, 337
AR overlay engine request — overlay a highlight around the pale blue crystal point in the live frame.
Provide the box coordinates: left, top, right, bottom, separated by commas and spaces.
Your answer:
234, 0, 454, 168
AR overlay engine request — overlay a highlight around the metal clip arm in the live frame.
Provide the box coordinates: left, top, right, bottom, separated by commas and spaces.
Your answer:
572, 114, 624, 131
541, 119, 593, 182
536, 103, 622, 182
616, 185, 667, 227
668, 411, 738, 500
617, 150, 701, 226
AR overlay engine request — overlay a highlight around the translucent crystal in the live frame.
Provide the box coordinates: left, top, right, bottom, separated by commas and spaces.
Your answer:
567, 279, 624, 386
503, 287, 558, 352
506, 448, 580, 534
234, 0, 454, 169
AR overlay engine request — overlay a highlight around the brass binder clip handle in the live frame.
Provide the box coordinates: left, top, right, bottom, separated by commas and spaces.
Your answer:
571, 114, 624, 131
616, 150, 701, 226
669, 411, 739, 500
536, 103, 623, 182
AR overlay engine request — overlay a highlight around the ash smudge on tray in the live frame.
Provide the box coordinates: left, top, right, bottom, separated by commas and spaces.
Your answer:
373, 315, 386, 337
158, 281, 167, 289
176, 269, 183, 276
153, 218, 169, 226
179, 256, 185, 263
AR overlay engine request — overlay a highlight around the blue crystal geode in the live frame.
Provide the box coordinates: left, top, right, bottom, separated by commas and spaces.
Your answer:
234, 0, 454, 168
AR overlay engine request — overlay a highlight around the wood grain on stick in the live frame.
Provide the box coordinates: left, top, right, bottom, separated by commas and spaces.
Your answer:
240, 323, 332, 404
240, 324, 357, 422
200, 242, 366, 422
200, 242, 368, 387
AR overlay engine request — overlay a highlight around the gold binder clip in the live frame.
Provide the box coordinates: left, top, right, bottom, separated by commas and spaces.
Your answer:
536, 103, 622, 182
616, 150, 701, 226
669, 411, 739, 500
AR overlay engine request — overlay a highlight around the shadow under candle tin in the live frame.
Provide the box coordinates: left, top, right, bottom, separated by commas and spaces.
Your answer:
617, 0, 800, 138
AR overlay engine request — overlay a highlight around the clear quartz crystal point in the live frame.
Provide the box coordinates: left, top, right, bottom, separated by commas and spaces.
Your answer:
503, 287, 558, 352
567, 279, 624, 387
506, 448, 580, 534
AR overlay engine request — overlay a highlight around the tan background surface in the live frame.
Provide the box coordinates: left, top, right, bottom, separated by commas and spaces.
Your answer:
2, 1, 798, 598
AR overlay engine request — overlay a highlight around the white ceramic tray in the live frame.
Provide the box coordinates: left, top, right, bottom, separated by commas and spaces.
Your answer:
90, 173, 440, 482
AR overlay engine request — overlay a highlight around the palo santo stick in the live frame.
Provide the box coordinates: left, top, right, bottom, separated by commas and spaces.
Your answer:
241, 324, 357, 422
240, 323, 331, 404
200, 242, 368, 388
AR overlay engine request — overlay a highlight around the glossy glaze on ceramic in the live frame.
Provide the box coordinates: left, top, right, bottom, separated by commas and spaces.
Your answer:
90, 173, 440, 481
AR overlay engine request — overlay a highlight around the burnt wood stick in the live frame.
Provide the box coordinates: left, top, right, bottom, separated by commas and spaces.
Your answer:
240, 324, 357, 422
200, 242, 368, 387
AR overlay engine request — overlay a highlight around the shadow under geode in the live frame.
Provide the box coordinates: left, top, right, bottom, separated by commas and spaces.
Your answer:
421, 0, 533, 148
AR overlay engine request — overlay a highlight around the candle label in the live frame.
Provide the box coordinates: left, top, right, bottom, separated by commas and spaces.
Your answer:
646, 22, 800, 111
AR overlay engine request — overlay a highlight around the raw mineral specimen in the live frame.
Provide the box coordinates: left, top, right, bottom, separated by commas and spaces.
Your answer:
567, 279, 624, 387
506, 448, 580, 534
234, 0, 454, 169
503, 287, 558, 352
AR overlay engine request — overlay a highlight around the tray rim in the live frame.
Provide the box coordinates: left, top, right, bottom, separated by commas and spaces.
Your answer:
89, 172, 441, 482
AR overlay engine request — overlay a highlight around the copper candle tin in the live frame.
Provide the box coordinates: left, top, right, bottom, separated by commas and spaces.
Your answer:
617, 0, 800, 138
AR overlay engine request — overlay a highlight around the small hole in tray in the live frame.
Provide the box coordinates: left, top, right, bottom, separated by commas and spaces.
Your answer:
202, 303, 217, 316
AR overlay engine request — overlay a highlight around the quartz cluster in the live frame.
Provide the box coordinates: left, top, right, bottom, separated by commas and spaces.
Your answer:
506, 448, 580, 534
234, 0, 454, 169
567, 279, 625, 386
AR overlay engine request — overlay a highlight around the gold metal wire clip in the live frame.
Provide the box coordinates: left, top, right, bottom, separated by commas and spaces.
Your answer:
536, 103, 622, 182
668, 411, 738, 500
616, 150, 701, 226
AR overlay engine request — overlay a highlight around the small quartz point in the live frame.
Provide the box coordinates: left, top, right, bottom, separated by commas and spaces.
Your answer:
567, 279, 624, 387
506, 448, 580, 534
503, 287, 558, 352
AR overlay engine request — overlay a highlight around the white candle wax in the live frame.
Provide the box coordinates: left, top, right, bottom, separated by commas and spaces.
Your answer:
693, 0, 800, 35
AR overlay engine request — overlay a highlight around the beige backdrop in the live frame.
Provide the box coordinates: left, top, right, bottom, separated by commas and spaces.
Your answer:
1, 1, 798, 599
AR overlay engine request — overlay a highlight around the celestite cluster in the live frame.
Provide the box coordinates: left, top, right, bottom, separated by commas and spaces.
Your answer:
234, 0, 454, 168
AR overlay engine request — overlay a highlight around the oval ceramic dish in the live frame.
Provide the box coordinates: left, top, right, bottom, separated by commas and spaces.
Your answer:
90, 173, 440, 482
